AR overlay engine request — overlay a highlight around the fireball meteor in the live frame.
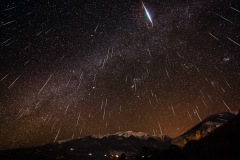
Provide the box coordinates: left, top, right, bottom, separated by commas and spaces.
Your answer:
142, 1, 153, 26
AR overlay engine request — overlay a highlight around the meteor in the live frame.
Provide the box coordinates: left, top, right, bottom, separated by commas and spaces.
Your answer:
142, 1, 153, 26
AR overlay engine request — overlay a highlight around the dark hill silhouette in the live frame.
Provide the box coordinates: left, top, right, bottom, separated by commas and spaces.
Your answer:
1, 111, 239, 160
149, 111, 240, 160
172, 111, 238, 147
0, 131, 171, 160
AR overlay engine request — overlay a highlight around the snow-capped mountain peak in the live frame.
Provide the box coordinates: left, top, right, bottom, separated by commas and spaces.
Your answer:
90, 130, 169, 141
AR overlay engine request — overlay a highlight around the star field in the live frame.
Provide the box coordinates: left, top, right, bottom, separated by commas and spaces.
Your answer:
0, 0, 240, 149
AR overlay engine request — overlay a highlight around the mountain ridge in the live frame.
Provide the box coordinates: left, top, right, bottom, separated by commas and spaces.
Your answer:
0, 111, 239, 160
171, 110, 239, 147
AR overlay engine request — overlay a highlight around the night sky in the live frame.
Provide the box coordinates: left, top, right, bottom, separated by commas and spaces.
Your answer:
0, 0, 240, 149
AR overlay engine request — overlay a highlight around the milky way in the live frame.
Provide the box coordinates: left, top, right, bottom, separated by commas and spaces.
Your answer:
0, 0, 240, 149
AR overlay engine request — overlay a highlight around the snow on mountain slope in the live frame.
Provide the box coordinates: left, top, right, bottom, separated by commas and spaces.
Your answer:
90, 131, 169, 141
1, 112, 239, 160
171, 111, 239, 147
54, 131, 172, 158
0, 131, 171, 159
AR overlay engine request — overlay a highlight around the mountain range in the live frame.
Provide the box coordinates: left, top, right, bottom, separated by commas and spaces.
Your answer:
0, 111, 239, 160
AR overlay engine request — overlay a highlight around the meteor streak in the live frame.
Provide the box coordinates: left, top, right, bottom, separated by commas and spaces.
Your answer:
142, 1, 153, 26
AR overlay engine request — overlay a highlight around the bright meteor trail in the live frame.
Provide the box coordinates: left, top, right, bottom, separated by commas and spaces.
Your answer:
142, 1, 153, 26
1, 0, 240, 150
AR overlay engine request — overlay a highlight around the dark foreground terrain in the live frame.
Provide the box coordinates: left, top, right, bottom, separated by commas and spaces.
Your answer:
0, 132, 171, 160
0, 111, 240, 160
147, 111, 240, 160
